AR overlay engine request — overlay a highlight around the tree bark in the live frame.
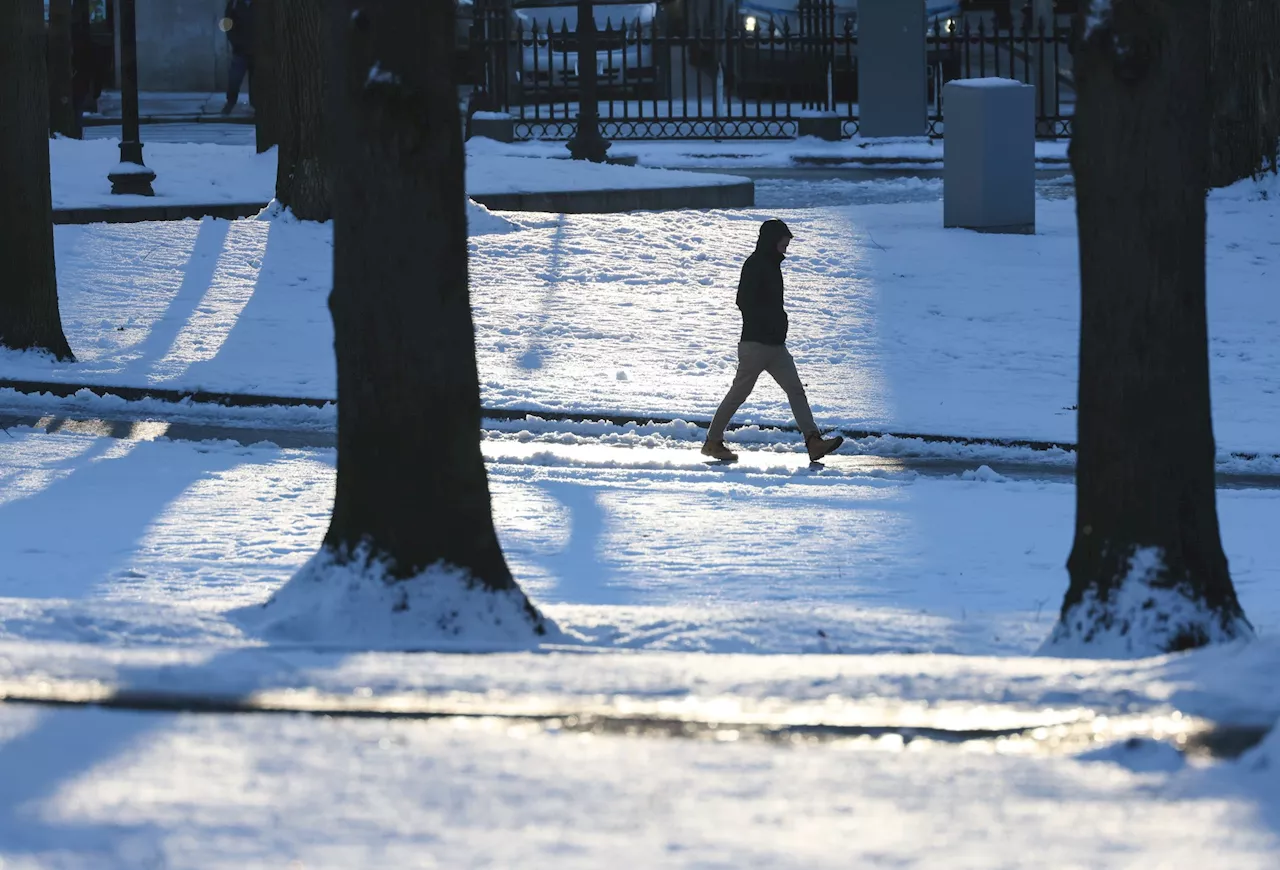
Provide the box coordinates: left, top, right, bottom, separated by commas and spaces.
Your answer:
1051, 0, 1250, 654
0, 0, 75, 361
253, 0, 279, 153
47, 0, 80, 138
1208, 0, 1280, 187
274, 0, 330, 219
325, 0, 543, 625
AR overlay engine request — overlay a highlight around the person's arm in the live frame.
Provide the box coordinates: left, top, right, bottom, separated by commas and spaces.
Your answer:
736, 257, 762, 314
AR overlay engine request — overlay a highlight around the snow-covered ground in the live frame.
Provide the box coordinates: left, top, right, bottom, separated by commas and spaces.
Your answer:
1, 425, 1279, 865
0, 698, 1273, 869
50, 138, 747, 211
2, 428, 1279, 655
9, 163, 1280, 864
10, 176, 1280, 453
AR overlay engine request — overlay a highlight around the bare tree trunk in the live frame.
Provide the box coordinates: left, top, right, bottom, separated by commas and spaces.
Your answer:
253, 0, 279, 153
273, 0, 330, 219
1209, 0, 1280, 187
1048, 0, 1251, 655
322, 0, 544, 627
47, 0, 80, 138
0, 0, 75, 361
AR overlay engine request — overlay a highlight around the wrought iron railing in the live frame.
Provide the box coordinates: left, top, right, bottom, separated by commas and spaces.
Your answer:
465, 2, 1076, 141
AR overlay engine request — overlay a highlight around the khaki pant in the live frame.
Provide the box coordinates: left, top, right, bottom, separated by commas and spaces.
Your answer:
708, 341, 818, 441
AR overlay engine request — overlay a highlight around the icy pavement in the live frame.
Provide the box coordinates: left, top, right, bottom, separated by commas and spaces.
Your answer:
0, 698, 1274, 869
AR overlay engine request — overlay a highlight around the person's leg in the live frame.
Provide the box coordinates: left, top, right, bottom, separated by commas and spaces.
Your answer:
707, 342, 773, 442
764, 346, 818, 436
246, 55, 256, 108
226, 52, 248, 104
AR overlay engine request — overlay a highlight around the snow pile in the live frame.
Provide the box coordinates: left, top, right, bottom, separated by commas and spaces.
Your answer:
1211, 168, 1280, 203
1040, 546, 1253, 659
961, 465, 1008, 483
1077, 737, 1186, 773
1237, 722, 1279, 774
243, 546, 559, 651
467, 198, 518, 235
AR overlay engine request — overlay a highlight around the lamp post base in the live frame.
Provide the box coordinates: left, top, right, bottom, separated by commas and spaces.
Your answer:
109, 163, 157, 196
567, 127, 611, 163
110, 140, 156, 195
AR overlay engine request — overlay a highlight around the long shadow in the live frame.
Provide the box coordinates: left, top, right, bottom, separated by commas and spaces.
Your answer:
513, 215, 568, 373
119, 218, 231, 383
534, 479, 630, 606
0, 646, 301, 864
180, 218, 332, 400
0, 432, 246, 602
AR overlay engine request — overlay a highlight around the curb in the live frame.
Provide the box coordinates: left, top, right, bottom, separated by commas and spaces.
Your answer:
0, 378, 1074, 453
53, 202, 267, 225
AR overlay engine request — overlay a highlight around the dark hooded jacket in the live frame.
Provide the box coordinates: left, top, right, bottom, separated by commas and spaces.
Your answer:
735, 219, 791, 345
224, 0, 255, 57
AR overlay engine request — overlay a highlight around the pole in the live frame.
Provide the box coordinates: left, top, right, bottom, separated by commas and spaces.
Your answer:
566, 0, 610, 161
108, 0, 155, 195
48, 0, 80, 138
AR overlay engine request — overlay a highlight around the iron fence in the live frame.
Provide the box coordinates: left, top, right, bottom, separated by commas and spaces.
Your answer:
466, 1, 1076, 140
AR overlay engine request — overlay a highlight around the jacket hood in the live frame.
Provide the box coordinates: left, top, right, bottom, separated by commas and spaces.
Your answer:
755, 219, 793, 253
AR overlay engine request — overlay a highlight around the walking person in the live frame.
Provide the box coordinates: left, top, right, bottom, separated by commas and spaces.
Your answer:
221, 0, 255, 115
702, 219, 844, 463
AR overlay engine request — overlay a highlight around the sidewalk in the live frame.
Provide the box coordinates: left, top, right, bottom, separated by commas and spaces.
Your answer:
84, 90, 253, 125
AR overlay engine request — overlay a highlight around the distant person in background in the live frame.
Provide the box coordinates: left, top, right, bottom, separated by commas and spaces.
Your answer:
221, 0, 255, 115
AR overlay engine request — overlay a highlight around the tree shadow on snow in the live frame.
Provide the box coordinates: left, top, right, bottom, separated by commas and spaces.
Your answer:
118, 218, 231, 383
0, 433, 248, 605
531, 479, 630, 606
178, 217, 333, 399
513, 215, 568, 373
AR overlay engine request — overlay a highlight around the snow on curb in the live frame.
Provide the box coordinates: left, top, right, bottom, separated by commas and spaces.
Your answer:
467, 199, 518, 235
241, 546, 559, 650
253, 197, 518, 236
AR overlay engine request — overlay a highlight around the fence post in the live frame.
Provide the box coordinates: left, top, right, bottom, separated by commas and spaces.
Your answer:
858, 0, 926, 138
567, 0, 611, 160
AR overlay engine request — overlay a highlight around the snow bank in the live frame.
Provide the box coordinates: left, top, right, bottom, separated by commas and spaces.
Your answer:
1039, 546, 1254, 659
1077, 737, 1187, 773
1237, 722, 1279, 774
252, 197, 516, 236
1211, 168, 1280, 203
243, 546, 558, 650
467, 198, 517, 235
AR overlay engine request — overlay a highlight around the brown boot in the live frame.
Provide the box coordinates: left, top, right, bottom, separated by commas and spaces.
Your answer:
806, 431, 843, 463
701, 439, 738, 462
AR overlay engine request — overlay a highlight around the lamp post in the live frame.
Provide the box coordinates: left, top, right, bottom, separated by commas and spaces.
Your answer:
108, 0, 155, 195
566, 0, 610, 161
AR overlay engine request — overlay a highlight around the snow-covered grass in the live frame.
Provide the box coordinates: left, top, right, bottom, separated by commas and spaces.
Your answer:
50, 137, 748, 211
1, 429, 1278, 656
8, 187, 1280, 453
